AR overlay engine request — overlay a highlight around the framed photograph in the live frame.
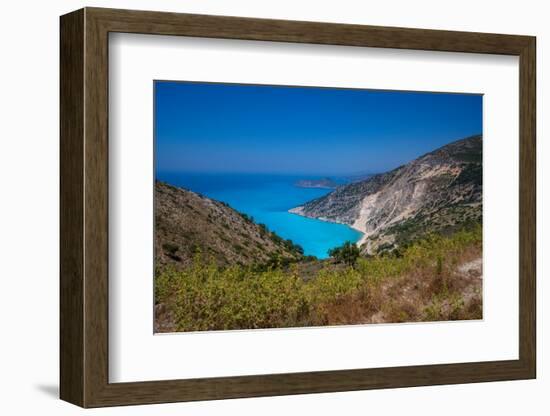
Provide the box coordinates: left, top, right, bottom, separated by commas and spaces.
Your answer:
60, 7, 536, 407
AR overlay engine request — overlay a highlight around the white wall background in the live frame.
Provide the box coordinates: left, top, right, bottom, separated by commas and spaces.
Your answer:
0, 0, 545, 414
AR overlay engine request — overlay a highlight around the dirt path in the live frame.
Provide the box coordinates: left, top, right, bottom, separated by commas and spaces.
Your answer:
455, 257, 482, 312
457, 257, 482, 279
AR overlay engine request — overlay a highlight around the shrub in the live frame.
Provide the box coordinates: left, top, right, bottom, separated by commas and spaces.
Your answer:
154, 226, 482, 331
162, 242, 182, 261
329, 241, 361, 266
167, 257, 310, 331
162, 242, 179, 255
283, 238, 304, 256
258, 223, 268, 235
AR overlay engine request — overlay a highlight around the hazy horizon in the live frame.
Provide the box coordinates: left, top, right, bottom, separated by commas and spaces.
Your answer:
155, 169, 378, 177
155, 81, 482, 175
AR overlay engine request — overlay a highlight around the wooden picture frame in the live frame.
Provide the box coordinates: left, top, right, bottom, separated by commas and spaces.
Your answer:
60, 7, 536, 408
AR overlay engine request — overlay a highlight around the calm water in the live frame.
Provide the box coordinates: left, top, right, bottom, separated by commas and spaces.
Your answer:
157, 172, 363, 259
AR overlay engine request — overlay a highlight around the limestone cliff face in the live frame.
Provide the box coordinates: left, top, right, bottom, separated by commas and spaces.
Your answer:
290, 135, 482, 254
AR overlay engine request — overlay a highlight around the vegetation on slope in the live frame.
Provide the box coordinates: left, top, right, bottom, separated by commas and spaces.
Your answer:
155, 181, 304, 270
292, 135, 483, 254
155, 226, 482, 332
328, 241, 361, 266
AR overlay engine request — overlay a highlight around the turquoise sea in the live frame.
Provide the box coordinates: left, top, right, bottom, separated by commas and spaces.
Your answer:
157, 172, 363, 259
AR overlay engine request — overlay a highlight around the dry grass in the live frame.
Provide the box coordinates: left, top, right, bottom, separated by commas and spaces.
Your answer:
320, 244, 482, 326
155, 226, 482, 332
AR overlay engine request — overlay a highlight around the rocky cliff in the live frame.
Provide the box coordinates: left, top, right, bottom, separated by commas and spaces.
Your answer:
290, 135, 482, 254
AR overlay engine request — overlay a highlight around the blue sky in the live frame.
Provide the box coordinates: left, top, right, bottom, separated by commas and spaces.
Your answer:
155, 81, 482, 175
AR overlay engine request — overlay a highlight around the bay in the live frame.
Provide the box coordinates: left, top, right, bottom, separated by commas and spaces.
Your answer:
156, 172, 363, 259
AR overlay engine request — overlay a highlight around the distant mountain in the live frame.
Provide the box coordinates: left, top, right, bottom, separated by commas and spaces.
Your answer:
343, 172, 376, 183
155, 182, 303, 270
290, 135, 482, 254
295, 177, 339, 189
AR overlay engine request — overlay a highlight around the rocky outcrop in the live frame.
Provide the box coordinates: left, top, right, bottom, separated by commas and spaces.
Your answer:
290, 135, 482, 254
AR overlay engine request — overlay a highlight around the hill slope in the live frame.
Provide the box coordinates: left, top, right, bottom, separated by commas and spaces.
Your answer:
155, 182, 303, 270
295, 177, 338, 189
290, 135, 482, 254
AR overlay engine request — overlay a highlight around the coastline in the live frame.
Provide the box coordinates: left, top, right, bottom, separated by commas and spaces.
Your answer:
355, 230, 369, 247
288, 206, 366, 248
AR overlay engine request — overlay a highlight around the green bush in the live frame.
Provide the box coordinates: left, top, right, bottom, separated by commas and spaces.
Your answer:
155, 225, 482, 331
329, 241, 361, 266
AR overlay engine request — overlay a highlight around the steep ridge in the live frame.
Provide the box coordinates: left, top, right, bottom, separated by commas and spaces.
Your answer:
290, 135, 482, 254
155, 181, 303, 270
